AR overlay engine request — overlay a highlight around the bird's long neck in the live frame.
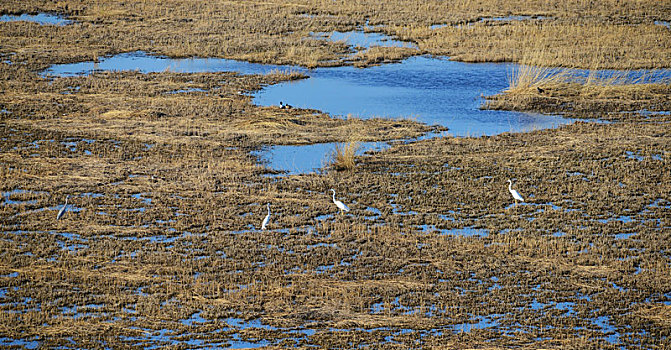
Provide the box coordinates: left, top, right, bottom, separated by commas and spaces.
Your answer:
65, 197, 69, 205
508, 182, 513, 191
267, 205, 270, 214
332, 191, 336, 202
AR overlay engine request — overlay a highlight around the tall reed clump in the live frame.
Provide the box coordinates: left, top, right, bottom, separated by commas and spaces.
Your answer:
506, 48, 577, 93
506, 64, 567, 93
505, 49, 671, 95
330, 141, 360, 171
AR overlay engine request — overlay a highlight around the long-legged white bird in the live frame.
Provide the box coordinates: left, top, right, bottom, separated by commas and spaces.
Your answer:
56, 195, 70, 220
261, 203, 271, 230
507, 179, 524, 207
331, 189, 349, 215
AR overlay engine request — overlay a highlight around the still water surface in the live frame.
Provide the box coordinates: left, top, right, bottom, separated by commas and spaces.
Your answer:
46, 52, 570, 136
0, 13, 71, 25
253, 56, 572, 136
45, 51, 581, 174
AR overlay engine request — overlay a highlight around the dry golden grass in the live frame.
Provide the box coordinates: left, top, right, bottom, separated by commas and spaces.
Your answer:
506, 64, 569, 94
350, 46, 418, 67
487, 76, 671, 116
414, 21, 671, 69
1, 0, 670, 69
484, 49, 671, 115
330, 141, 360, 171
1, 0, 671, 348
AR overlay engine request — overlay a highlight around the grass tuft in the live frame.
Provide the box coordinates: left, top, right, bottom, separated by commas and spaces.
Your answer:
330, 141, 360, 171
506, 51, 569, 93
506, 64, 567, 93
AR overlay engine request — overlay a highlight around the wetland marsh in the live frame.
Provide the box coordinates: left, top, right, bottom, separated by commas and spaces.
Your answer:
1, 0, 671, 348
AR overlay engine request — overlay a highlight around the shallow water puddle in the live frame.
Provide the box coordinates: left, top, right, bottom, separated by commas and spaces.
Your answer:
43, 51, 303, 77
177, 314, 315, 348
310, 30, 417, 50
1, 189, 47, 205
656, 20, 671, 28
0, 13, 72, 26
61, 304, 105, 319
0, 338, 39, 349
55, 231, 89, 252
419, 224, 489, 237
253, 141, 388, 175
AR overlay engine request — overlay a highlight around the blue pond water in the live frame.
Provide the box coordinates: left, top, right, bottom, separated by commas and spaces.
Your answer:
253, 141, 388, 175
0, 13, 71, 26
311, 30, 418, 49
44, 52, 575, 137
43, 51, 296, 77
43, 49, 580, 174
254, 56, 573, 136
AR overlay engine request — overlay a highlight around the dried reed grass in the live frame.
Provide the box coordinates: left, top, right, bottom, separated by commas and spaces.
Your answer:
1, 0, 670, 69
1, 0, 671, 348
330, 141, 360, 171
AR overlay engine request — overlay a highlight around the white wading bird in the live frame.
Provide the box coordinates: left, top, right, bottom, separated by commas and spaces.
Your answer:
261, 203, 271, 230
507, 179, 524, 207
56, 195, 70, 220
331, 189, 350, 215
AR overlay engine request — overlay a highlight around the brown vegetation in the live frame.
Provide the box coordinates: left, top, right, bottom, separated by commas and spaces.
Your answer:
484, 57, 671, 117
486, 80, 671, 117
1, 0, 670, 69
1, 0, 670, 348
330, 141, 360, 171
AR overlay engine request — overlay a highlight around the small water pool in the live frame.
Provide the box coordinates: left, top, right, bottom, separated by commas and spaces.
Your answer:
0, 13, 71, 26
311, 30, 417, 49
253, 141, 388, 175
42, 51, 300, 77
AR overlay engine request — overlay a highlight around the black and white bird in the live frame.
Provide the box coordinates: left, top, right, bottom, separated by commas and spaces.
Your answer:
279, 101, 292, 109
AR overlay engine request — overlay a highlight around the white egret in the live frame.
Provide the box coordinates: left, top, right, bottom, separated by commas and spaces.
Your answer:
331, 189, 350, 215
56, 195, 70, 220
261, 203, 271, 230
507, 179, 524, 206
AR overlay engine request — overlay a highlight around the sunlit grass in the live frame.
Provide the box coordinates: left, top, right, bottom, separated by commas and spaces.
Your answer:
1, 1, 671, 348
506, 64, 568, 93
505, 50, 671, 96
330, 141, 360, 171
